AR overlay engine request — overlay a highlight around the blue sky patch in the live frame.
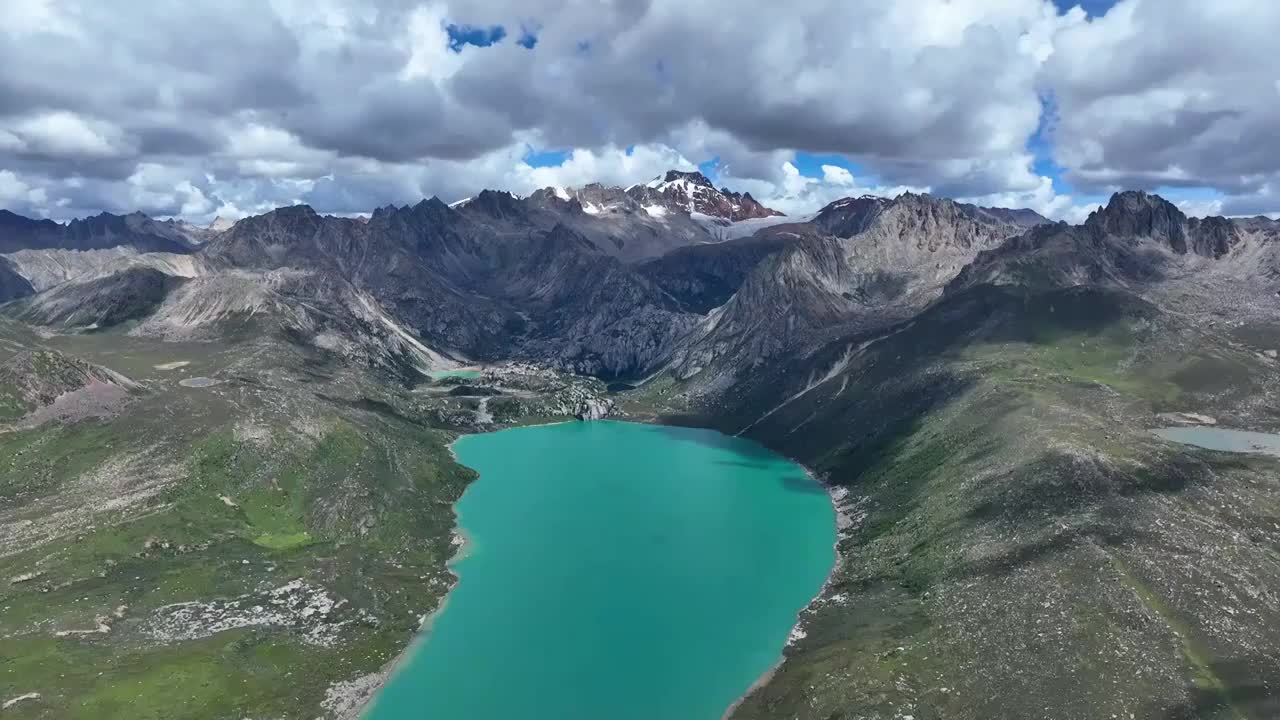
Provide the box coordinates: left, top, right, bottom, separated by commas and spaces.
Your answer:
791, 152, 859, 179
524, 148, 572, 168
447, 23, 507, 52
1052, 0, 1119, 18
1029, 94, 1067, 191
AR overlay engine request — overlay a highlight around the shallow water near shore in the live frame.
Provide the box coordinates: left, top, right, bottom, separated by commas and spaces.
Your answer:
364, 420, 836, 720
1152, 426, 1280, 456
428, 369, 482, 380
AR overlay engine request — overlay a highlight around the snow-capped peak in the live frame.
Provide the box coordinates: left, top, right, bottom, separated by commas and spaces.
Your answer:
628, 169, 782, 222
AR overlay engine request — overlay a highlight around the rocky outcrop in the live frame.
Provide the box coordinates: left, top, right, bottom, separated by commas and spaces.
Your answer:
1084, 190, 1189, 251
0, 349, 137, 419
574, 398, 614, 420
2, 693, 41, 711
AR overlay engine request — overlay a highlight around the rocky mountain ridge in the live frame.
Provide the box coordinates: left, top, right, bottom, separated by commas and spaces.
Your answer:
0, 209, 211, 254
950, 190, 1280, 298
6, 180, 1273, 389
670, 191, 1048, 386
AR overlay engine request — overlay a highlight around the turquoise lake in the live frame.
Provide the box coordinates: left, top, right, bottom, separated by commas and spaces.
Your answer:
1152, 426, 1280, 456
428, 369, 482, 380
364, 420, 836, 720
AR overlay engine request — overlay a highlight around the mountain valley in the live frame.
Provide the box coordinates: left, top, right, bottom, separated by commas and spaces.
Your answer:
2, 173, 1280, 720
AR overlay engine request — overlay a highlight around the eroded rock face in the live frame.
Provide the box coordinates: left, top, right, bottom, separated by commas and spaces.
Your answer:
574, 398, 614, 421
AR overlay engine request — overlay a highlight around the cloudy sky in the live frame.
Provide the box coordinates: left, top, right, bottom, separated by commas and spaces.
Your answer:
0, 0, 1276, 224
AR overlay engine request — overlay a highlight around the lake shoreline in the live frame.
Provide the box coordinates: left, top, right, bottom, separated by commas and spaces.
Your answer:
341, 416, 843, 720
335, 419, 577, 719
721, 465, 857, 720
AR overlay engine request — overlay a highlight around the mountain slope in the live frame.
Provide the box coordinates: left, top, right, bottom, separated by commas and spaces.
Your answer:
671, 192, 1037, 385
712, 280, 1280, 720
2, 247, 205, 292
0, 255, 35, 302
7, 267, 182, 329
639, 225, 802, 313
639, 191, 1280, 720
200, 200, 699, 377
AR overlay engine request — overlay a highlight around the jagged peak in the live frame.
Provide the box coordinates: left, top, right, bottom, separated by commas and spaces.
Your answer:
270, 204, 320, 218
369, 204, 400, 220
812, 195, 893, 237
661, 169, 713, 187
528, 186, 573, 203
226, 204, 321, 232
630, 170, 783, 220
367, 197, 453, 224
1085, 190, 1187, 240
461, 189, 529, 221
415, 196, 451, 213
891, 190, 947, 205
1094, 190, 1185, 220
208, 216, 235, 232
820, 195, 888, 212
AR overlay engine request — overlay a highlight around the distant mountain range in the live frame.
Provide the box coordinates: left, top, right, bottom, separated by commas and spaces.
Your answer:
7, 175, 1278, 386
0, 171, 1054, 378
